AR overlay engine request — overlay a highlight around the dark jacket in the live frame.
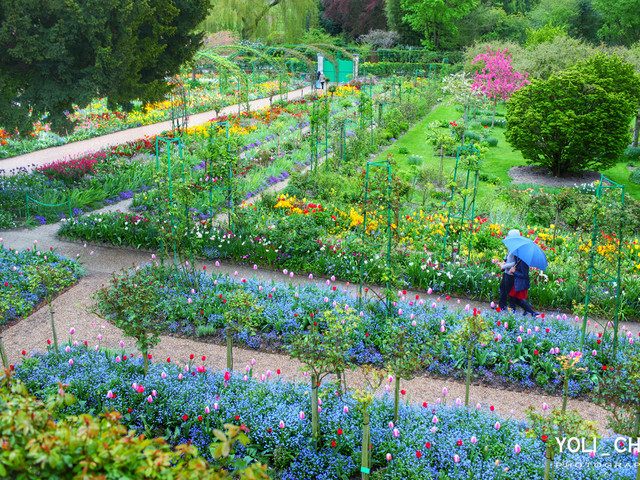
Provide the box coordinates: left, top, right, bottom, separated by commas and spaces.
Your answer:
513, 257, 530, 292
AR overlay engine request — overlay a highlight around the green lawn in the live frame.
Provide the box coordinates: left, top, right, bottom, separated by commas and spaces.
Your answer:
373, 102, 640, 202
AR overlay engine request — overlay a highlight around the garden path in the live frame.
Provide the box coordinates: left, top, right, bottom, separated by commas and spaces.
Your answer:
0, 88, 629, 436
0, 85, 315, 174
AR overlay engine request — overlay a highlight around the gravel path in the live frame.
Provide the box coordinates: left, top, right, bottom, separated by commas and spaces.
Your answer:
0, 85, 314, 174
0, 94, 627, 436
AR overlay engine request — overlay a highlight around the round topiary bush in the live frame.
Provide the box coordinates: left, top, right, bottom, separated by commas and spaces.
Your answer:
485, 137, 499, 147
630, 168, 640, 185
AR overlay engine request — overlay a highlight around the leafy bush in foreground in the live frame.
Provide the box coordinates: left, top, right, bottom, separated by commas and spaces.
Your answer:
0, 373, 268, 479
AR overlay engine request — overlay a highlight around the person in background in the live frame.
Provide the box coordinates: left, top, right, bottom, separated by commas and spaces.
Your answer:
319, 72, 326, 89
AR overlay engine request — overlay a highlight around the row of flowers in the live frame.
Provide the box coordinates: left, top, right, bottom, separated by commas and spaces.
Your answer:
0, 242, 82, 325
13, 346, 636, 479
88, 263, 634, 397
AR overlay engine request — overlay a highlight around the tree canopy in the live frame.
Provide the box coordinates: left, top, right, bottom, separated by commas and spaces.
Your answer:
505, 54, 640, 176
0, 0, 210, 136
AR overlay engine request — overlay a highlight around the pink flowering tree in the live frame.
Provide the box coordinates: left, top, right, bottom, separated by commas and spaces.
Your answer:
472, 47, 530, 127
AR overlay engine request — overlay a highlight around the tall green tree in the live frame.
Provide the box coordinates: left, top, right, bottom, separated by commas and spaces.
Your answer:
385, 0, 423, 45
505, 54, 640, 176
208, 0, 317, 41
593, 0, 640, 47
0, 0, 210, 136
401, 0, 477, 49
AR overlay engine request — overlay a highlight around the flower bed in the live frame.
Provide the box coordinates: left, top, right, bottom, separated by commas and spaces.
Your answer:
13, 347, 636, 479
0, 242, 82, 325
89, 265, 634, 397
0, 73, 306, 159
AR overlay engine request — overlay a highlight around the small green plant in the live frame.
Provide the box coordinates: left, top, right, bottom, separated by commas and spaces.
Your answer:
353, 366, 385, 480
381, 327, 424, 422
624, 146, 640, 161
286, 307, 355, 444
398, 146, 409, 155
450, 314, 493, 406
630, 168, 640, 185
525, 406, 599, 480
406, 154, 423, 166
91, 266, 164, 375
30, 263, 75, 357
485, 137, 499, 147
223, 289, 264, 371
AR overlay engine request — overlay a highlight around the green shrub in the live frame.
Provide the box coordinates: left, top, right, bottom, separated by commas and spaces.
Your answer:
407, 154, 423, 165
624, 146, 640, 162
485, 137, 499, 147
398, 147, 409, 155
0, 377, 268, 480
480, 117, 506, 128
464, 131, 481, 142
630, 168, 640, 185
479, 172, 501, 185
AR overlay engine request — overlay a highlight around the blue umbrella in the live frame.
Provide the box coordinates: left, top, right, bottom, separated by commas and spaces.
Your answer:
502, 236, 548, 271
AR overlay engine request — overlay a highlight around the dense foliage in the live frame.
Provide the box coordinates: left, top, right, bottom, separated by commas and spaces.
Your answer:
0, 375, 268, 479
506, 54, 640, 176
0, 0, 210, 135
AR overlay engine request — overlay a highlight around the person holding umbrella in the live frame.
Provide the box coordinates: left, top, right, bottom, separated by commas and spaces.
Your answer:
509, 256, 539, 316
499, 229, 548, 316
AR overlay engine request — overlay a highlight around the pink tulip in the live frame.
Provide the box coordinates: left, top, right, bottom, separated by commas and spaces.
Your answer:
214, 403, 219, 410
386, 453, 392, 461
161, 371, 167, 378
205, 406, 210, 414
454, 454, 460, 463
343, 406, 349, 414
432, 416, 438, 424
495, 422, 500, 430
65, 346, 70, 353
279, 420, 285, 429
388, 421, 394, 429
299, 411, 306, 420
147, 395, 153, 403
152, 390, 157, 397
442, 387, 448, 396
542, 402, 548, 410
514, 444, 521, 454
516, 336, 522, 343
471, 436, 477, 444
392, 428, 399, 438
107, 391, 114, 399
178, 374, 183, 380
68, 359, 74, 366
309, 274, 313, 280
70, 328, 75, 335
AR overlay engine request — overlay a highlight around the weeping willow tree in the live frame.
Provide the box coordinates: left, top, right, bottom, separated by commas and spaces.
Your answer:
205, 0, 317, 42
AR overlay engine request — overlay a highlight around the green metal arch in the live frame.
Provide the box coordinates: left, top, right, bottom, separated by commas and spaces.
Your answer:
309, 43, 354, 61
192, 51, 250, 87
211, 45, 287, 76
264, 46, 316, 77
286, 44, 339, 77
